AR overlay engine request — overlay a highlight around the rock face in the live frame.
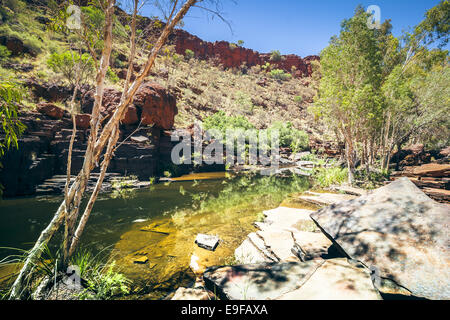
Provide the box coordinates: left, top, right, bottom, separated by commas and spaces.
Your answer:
391, 162, 450, 203
173, 29, 319, 78
0, 82, 180, 197
310, 178, 450, 300
0, 35, 37, 57
81, 82, 177, 129
203, 259, 381, 300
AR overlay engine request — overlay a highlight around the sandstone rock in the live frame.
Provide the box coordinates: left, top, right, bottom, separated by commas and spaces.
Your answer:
260, 207, 317, 232
37, 103, 65, 120
311, 178, 450, 300
299, 192, 356, 206
412, 163, 450, 177
256, 229, 299, 262
195, 234, 220, 251
122, 105, 139, 125
130, 135, 149, 143
291, 231, 334, 261
276, 259, 381, 300
133, 256, 149, 264
235, 236, 277, 264
0, 35, 36, 56
81, 82, 177, 129
203, 261, 323, 300
171, 287, 212, 300
173, 29, 318, 78
75, 114, 91, 130
134, 82, 177, 129
439, 146, 450, 157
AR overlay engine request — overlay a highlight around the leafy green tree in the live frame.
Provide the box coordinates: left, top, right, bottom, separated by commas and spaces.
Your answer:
313, 7, 384, 182
0, 80, 26, 196
47, 51, 95, 86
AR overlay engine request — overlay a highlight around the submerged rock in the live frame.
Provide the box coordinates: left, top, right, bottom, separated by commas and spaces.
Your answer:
311, 177, 450, 300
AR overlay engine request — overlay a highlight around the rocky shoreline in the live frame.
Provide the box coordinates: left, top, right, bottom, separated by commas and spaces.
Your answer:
172, 178, 450, 300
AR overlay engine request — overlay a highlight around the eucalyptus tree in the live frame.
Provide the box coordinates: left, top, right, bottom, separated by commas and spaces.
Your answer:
9, 0, 204, 300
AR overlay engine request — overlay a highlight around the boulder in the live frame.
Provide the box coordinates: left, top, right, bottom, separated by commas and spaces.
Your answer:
171, 287, 213, 300
311, 178, 450, 300
299, 191, 356, 206
203, 259, 380, 300
37, 103, 65, 120
195, 234, 220, 251
259, 207, 317, 232
75, 114, 91, 130
134, 82, 177, 129
275, 259, 381, 300
81, 82, 177, 129
291, 231, 334, 261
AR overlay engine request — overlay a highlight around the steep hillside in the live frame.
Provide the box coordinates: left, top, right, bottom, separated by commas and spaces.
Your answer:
0, 1, 332, 141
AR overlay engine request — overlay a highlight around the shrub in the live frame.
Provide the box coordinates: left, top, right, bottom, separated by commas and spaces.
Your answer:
203, 110, 255, 137
314, 166, 348, 188
267, 121, 309, 152
0, 45, 11, 61
294, 95, 303, 104
270, 50, 282, 62
269, 69, 292, 81
107, 67, 119, 84
47, 51, 95, 86
184, 49, 195, 60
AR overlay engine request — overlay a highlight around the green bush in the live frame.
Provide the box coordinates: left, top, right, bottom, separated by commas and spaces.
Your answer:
184, 49, 195, 60
203, 111, 255, 137
267, 121, 309, 152
0, 45, 11, 61
47, 51, 95, 86
314, 166, 348, 188
270, 50, 282, 62
107, 67, 119, 84
269, 69, 292, 81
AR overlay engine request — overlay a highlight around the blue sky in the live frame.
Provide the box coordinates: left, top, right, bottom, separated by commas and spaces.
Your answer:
141, 0, 443, 57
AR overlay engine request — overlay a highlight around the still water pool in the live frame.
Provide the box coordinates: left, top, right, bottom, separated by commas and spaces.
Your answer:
0, 172, 311, 299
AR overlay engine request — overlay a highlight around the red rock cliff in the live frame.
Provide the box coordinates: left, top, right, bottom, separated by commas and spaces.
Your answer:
173, 29, 319, 78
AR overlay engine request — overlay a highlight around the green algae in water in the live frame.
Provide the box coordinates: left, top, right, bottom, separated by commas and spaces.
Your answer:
0, 172, 311, 299
112, 173, 311, 298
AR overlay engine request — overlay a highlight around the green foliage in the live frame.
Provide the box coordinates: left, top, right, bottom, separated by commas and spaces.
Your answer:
237, 40, 245, 47
0, 45, 11, 61
184, 49, 195, 60
0, 24, 43, 55
71, 250, 130, 300
314, 166, 348, 188
294, 95, 303, 104
47, 51, 95, 86
3, 0, 25, 13
0, 80, 26, 157
267, 121, 309, 152
269, 69, 292, 81
414, 0, 449, 48
106, 67, 119, 84
270, 50, 282, 62
203, 111, 255, 137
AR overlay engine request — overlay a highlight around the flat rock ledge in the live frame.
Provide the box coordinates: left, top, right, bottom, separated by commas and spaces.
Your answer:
223, 179, 449, 300
311, 177, 450, 300
204, 259, 381, 300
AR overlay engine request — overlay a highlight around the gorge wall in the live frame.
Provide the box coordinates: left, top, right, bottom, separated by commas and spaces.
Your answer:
173, 30, 320, 78
0, 82, 180, 197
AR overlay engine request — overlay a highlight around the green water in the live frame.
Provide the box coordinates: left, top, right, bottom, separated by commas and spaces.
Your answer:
0, 172, 310, 298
